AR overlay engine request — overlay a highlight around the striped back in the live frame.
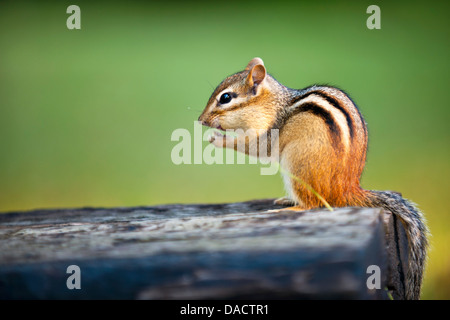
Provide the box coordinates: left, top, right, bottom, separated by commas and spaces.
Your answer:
274, 85, 369, 207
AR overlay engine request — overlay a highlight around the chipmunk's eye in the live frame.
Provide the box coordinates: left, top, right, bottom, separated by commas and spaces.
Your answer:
219, 92, 232, 104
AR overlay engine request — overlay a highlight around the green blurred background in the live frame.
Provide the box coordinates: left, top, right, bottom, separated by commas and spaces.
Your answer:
0, 0, 448, 299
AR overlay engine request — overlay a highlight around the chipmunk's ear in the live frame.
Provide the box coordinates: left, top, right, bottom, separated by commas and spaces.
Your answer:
245, 57, 266, 87
245, 57, 264, 71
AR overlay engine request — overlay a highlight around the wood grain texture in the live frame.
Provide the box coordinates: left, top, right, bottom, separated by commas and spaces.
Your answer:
0, 199, 405, 299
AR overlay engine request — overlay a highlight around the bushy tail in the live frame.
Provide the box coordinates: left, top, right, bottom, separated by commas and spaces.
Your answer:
367, 190, 429, 300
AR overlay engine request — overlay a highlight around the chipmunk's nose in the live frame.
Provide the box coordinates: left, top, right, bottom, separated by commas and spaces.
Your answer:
197, 115, 208, 126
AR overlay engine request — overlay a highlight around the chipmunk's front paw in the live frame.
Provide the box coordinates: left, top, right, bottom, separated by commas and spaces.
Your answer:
208, 131, 223, 147
209, 131, 234, 148
274, 197, 297, 206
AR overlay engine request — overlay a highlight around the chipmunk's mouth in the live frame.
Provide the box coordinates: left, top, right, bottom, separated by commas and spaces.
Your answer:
212, 125, 227, 137
198, 120, 221, 129
199, 121, 228, 136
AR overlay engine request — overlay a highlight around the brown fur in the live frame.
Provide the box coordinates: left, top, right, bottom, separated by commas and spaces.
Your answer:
199, 58, 428, 299
199, 64, 368, 209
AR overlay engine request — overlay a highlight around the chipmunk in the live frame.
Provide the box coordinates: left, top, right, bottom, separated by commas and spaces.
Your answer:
198, 57, 429, 300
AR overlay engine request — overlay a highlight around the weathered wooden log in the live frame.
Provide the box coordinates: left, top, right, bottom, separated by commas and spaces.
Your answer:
0, 199, 408, 299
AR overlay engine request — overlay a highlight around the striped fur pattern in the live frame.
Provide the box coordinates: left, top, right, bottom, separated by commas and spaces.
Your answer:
366, 190, 429, 300
198, 58, 429, 299
274, 85, 369, 209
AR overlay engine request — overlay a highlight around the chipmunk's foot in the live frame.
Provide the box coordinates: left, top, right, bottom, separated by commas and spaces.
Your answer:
266, 206, 306, 213
266, 205, 306, 213
273, 197, 297, 206
278, 206, 305, 211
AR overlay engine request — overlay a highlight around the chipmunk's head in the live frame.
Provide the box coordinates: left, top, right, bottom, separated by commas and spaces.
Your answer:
198, 57, 283, 132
